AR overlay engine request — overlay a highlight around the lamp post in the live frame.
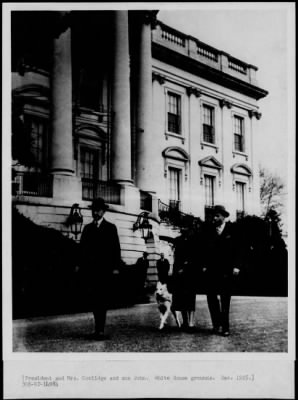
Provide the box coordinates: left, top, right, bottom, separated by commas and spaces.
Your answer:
133, 211, 152, 242
66, 203, 83, 240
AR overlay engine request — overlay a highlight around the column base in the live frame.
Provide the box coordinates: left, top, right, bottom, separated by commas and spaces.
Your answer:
120, 184, 141, 213
52, 175, 82, 204
50, 168, 74, 175
113, 179, 134, 186
150, 194, 159, 221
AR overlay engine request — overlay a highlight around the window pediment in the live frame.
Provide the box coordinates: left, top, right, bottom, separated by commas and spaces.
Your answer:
76, 124, 107, 141
198, 155, 223, 170
231, 163, 252, 176
13, 84, 50, 101
162, 147, 189, 162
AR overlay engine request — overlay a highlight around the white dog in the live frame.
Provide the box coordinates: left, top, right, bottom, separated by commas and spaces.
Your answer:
155, 281, 181, 330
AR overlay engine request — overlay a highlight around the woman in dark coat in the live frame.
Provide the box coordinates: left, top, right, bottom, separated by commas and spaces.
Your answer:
171, 224, 197, 330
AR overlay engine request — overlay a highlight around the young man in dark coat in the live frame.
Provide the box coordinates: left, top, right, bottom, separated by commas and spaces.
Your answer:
202, 205, 241, 336
156, 253, 170, 284
79, 198, 121, 340
135, 252, 149, 298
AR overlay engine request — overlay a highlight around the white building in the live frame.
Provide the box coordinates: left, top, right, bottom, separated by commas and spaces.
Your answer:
11, 10, 268, 282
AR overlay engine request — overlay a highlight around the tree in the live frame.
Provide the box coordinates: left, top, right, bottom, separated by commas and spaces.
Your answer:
259, 167, 286, 219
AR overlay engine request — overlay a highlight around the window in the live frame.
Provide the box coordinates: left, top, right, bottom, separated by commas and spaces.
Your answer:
234, 116, 244, 152
204, 175, 215, 207
236, 181, 246, 212
169, 167, 181, 211
80, 147, 99, 180
167, 92, 181, 134
204, 174, 215, 221
24, 115, 48, 169
203, 105, 215, 144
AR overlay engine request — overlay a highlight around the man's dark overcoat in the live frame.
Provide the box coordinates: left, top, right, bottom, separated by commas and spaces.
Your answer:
135, 256, 150, 289
202, 221, 241, 293
80, 219, 121, 307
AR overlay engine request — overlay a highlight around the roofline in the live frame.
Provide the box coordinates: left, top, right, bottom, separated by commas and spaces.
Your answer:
156, 20, 259, 71
152, 42, 269, 100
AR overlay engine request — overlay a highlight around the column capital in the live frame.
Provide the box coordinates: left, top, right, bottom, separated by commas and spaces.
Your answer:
53, 11, 71, 39
152, 72, 166, 85
219, 98, 233, 109
186, 87, 202, 98
248, 110, 262, 120
142, 10, 159, 28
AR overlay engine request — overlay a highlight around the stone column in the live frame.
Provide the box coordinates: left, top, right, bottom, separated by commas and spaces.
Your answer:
111, 11, 132, 184
249, 110, 262, 215
135, 12, 156, 192
50, 13, 82, 203
186, 87, 201, 216
220, 99, 233, 214
51, 13, 74, 176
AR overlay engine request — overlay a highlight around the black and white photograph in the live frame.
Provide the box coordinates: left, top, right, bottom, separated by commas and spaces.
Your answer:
2, 2, 295, 399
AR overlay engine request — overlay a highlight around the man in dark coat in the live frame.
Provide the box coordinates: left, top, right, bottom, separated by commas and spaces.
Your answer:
79, 198, 121, 340
156, 253, 170, 284
202, 205, 241, 336
135, 252, 149, 297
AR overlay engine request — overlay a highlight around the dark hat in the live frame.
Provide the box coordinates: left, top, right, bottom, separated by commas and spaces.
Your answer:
89, 197, 109, 211
213, 205, 229, 217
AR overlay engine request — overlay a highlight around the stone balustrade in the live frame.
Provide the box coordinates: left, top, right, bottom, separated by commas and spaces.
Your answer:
153, 21, 258, 85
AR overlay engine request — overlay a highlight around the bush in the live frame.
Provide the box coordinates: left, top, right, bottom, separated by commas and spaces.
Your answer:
233, 215, 287, 296
193, 215, 287, 296
12, 208, 142, 318
12, 208, 81, 318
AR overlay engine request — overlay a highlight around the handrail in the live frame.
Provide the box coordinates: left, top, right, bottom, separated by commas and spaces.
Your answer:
158, 199, 194, 228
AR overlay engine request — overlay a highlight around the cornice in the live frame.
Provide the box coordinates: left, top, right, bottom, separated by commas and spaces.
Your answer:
152, 43, 268, 101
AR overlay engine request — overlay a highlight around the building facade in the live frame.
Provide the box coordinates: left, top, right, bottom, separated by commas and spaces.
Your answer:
11, 10, 268, 282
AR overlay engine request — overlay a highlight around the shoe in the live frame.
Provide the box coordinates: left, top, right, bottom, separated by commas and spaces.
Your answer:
186, 326, 196, 333
222, 331, 230, 337
212, 326, 222, 334
91, 332, 108, 341
181, 323, 190, 331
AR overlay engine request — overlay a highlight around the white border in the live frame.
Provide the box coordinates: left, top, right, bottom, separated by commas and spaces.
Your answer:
2, 2, 295, 398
